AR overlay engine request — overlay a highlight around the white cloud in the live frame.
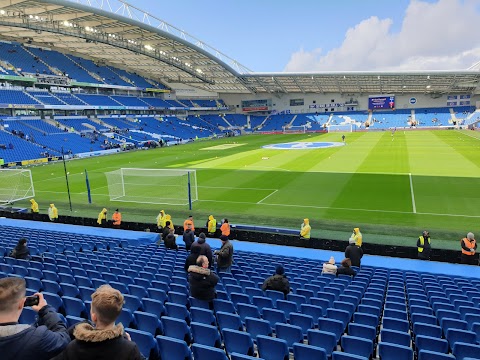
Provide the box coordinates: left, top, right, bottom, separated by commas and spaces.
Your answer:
284, 0, 480, 72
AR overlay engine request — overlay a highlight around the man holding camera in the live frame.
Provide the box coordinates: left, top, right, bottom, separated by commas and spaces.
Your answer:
0, 277, 70, 359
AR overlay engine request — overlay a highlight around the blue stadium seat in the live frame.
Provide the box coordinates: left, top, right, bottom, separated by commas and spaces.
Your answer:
190, 307, 215, 325
189, 297, 210, 309
262, 308, 287, 329
265, 289, 284, 305
275, 323, 303, 349
231, 353, 264, 360
307, 329, 337, 357
244, 317, 272, 341
252, 296, 274, 310
257, 335, 289, 360
216, 311, 243, 331
378, 342, 414, 360
348, 323, 376, 342
276, 300, 298, 320
165, 302, 191, 324
380, 329, 411, 347
452, 342, 480, 360
125, 328, 159, 360
142, 298, 166, 317
300, 304, 323, 321
413, 322, 442, 339
445, 329, 477, 350
66, 315, 84, 328
237, 303, 261, 322
134, 311, 163, 336
19, 308, 37, 324
222, 328, 255, 356
60, 283, 79, 298
213, 299, 236, 314
318, 317, 344, 341
327, 308, 350, 327
383, 317, 409, 333
62, 296, 87, 318
42, 292, 64, 314
415, 335, 448, 354
161, 316, 192, 343
191, 322, 221, 348
333, 351, 369, 360
191, 344, 228, 360
418, 350, 455, 360
341, 335, 374, 359
117, 308, 136, 328
41, 280, 61, 295
156, 335, 192, 360
293, 343, 327, 360
290, 312, 314, 336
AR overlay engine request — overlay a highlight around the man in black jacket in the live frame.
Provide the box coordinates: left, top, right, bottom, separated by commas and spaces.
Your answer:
192, 233, 213, 268
0, 277, 70, 360
188, 255, 219, 302
345, 238, 363, 267
262, 265, 290, 297
183, 223, 195, 251
53, 285, 142, 360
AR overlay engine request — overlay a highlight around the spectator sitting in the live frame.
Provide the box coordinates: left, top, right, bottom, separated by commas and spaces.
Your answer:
164, 228, 178, 250
53, 285, 142, 360
261, 265, 290, 297
322, 257, 337, 275
184, 245, 201, 272
193, 233, 213, 268
183, 224, 195, 251
336, 258, 356, 277
0, 278, 70, 359
10, 238, 31, 260
188, 255, 219, 304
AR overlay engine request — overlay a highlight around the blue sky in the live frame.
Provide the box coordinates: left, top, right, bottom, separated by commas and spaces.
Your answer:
129, 0, 480, 72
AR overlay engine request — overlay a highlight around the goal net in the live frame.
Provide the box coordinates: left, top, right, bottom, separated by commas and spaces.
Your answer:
283, 125, 306, 134
327, 124, 354, 132
105, 168, 198, 206
0, 169, 35, 204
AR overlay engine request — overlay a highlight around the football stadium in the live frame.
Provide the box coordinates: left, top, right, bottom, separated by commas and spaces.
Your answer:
0, 0, 479, 359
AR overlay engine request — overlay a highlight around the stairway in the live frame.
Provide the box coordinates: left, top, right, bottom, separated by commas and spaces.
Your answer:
22, 46, 63, 76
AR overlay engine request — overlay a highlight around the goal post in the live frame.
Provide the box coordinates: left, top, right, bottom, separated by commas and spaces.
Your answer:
105, 168, 198, 207
327, 124, 354, 132
283, 125, 307, 134
0, 169, 35, 204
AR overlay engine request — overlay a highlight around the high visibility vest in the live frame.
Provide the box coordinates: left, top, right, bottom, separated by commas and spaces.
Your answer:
208, 218, 217, 233
112, 212, 122, 226
461, 238, 476, 255
418, 236, 430, 253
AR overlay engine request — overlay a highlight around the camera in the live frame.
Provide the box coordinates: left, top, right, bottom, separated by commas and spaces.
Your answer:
24, 295, 39, 307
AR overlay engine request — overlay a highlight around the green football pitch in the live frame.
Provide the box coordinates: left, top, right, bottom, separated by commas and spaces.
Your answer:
14, 129, 480, 244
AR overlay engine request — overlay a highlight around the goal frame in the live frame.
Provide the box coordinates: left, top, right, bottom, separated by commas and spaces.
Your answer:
105, 168, 198, 208
0, 168, 35, 205
283, 125, 307, 134
327, 124, 354, 133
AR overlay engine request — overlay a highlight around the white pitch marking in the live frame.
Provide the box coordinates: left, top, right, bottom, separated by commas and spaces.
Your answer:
409, 173, 417, 214
256, 189, 279, 204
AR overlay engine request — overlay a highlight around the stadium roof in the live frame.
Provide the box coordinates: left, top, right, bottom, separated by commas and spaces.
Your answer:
0, 0, 478, 96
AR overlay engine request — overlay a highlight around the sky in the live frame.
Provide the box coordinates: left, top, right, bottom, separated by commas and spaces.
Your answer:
125, 0, 480, 73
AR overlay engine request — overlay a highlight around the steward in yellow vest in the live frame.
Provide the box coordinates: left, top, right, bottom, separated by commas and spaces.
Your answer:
417, 231, 431, 260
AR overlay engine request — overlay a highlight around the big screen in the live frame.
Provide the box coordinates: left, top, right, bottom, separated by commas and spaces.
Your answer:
368, 95, 395, 110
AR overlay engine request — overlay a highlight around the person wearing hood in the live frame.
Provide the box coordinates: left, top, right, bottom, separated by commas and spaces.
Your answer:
193, 233, 213, 268
164, 214, 174, 230
30, 199, 39, 213
53, 285, 141, 360
156, 210, 166, 230
207, 215, 217, 236
97, 208, 107, 226
10, 238, 31, 260
345, 238, 363, 267
188, 255, 219, 302
300, 218, 311, 239
184, 245, 201, 272
417, 231, 431, 260
350, 227, 363, 246
0, 277, 70, 360
48, 203, 58, 222
262, 265, 290, 297
112, 209, 122, 228
183, 215, 195, 232
322, 257, 337, 275
183, 223, 195, 251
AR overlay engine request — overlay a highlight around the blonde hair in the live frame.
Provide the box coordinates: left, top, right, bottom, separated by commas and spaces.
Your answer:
0, 277, 26, 313
91, 285, 124, 324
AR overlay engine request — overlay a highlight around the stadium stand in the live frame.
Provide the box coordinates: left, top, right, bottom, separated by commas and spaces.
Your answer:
0, 217, 476, 360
